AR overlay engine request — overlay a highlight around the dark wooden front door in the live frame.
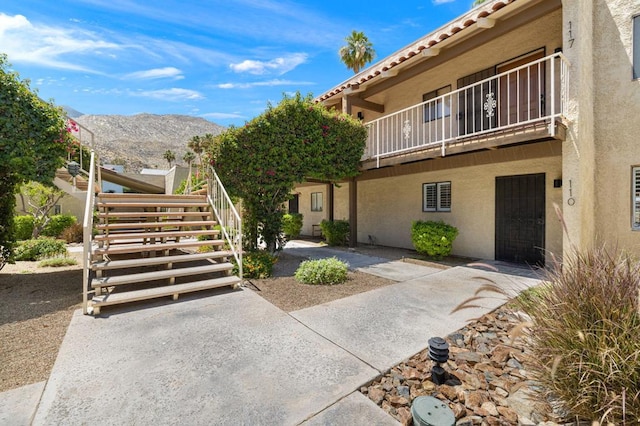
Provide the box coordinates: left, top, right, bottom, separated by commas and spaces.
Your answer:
495, 173, 545, 266
288, 194, 299, 214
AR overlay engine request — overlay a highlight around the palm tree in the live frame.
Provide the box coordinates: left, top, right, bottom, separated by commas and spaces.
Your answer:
163, 150, 176, 168
182, 151, 196, 194
183, 151, 196, 168
188, 135, 204, 166
339, 30, 376, 74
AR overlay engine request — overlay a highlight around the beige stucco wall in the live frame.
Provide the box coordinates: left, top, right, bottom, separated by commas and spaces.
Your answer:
591, 0, 640, 255
295, 185, 329, 236
355, 143, 563, 263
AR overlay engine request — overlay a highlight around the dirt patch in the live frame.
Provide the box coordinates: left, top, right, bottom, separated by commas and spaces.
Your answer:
248, 251, 396, 312
0, 253, 83, 393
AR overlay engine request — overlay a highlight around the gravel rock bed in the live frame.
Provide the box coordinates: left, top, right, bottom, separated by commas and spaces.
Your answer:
361, 305, 569, 425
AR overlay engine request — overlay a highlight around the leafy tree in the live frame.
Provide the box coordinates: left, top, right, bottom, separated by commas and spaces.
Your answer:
212, 93, 367, 252
17, 181, 65, 238
339, 30, 376, 74
471, 0, 489, 6
163, 150, 176, 168
0, 54, 72, 255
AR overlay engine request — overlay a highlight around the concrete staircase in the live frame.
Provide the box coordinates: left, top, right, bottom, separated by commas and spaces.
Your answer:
88, 193, 241, 314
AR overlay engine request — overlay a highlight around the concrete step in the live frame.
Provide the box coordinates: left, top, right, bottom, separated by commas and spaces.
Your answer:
91, 263, 233, 289
90, 275, 241, 314
91, 250, 233, 272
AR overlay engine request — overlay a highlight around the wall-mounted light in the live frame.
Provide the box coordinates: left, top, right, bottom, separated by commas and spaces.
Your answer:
357, 111, 364, 121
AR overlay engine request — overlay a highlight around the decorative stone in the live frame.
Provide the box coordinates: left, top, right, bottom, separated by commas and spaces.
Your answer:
368, 387, 385, 405
478, 401, 499, 416
496, 406, 518, 423
397, 407, 413, 426
387, 395, 410, 407
439, 384, 458, 401
397, 385, 410, 398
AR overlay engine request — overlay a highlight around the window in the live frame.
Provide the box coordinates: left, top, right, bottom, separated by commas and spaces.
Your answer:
423, 85, 451, 122
311, 192, 323, 212
633, 167, 640, 229
423, 182, 451, 212
634, 16, 640, 79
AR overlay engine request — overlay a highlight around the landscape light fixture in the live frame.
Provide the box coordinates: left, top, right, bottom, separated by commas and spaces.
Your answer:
428, 336, 449, 385
67, 161, 80, 177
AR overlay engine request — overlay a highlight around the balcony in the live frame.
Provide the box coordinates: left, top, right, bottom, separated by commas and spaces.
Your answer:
362, 53, 570, 169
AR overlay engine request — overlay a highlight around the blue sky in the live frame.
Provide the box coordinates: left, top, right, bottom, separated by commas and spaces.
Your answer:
1, 0, 471, 126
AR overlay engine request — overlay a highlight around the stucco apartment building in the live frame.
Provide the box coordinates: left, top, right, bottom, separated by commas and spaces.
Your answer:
293, 0, 640, 266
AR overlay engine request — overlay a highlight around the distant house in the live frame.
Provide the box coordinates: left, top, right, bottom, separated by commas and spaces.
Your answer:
294, 0, 640, 265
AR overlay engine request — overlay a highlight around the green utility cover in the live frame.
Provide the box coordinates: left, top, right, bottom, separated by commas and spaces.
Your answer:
411, 396, 455, 426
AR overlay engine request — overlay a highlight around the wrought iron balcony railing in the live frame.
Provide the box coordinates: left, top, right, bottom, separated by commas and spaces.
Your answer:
364, 52, 570, 167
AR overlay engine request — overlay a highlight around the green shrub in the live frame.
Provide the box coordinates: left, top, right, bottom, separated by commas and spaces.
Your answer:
39, 256, 77, 267
525, 247, 640, 423
233, 250, 276, 279
282, 213, 303, 238
319, 220, 350, 246
13, 215, 35, 240
14, 237, 68, 261
61, 223, 83, 243
294, 257, 349, 285
42, 214, 76, 238
411, 220, 458, 258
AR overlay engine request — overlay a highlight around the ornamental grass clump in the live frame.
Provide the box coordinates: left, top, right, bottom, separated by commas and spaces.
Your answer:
295, 257, 348, 285
526, 247, 640, 423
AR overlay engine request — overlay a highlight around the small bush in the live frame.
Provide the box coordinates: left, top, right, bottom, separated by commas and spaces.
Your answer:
39, 256, 77, 267
282, 213, 303, 239
319, 220, 349, 246
295, 257, 349, 285
13, 215, 35, 240
0, 245, 9, 271
42, 214, 76, 238
411, 220, 458, 258
525, 247, 640, 422
234, 250, 276, 279
14, 237, 68, 261
61, 223, 84, 243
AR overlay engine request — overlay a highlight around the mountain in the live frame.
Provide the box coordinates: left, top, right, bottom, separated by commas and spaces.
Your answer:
63, 105, 84, 118
73, 114, 225, 172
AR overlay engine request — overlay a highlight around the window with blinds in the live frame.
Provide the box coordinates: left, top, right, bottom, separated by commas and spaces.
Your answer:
423, 182, 451, 212
633, 167, 640, 229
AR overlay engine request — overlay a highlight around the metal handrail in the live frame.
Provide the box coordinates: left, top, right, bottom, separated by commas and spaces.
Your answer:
82, 151, 97, 314
207, 167, 242, 282
364, 52, 570, 166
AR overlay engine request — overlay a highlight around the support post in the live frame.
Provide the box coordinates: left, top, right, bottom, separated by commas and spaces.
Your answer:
349, 178, 357, 248
328, 183, 334, 222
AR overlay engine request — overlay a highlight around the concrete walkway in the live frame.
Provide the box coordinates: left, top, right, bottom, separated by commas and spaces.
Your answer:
3, 245, 540, 425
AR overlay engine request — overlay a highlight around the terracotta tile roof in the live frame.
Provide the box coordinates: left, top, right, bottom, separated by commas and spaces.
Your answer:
316, 0, 519, 102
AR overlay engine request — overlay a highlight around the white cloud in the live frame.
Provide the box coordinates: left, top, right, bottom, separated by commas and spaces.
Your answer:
125, 67, 184, 80
133, 88, 204, 101
0, 13, 121, 72
229, 53, 308, 75
201, 112, 245, 120
432, 0, 456, 4
217, 79, 314, 89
